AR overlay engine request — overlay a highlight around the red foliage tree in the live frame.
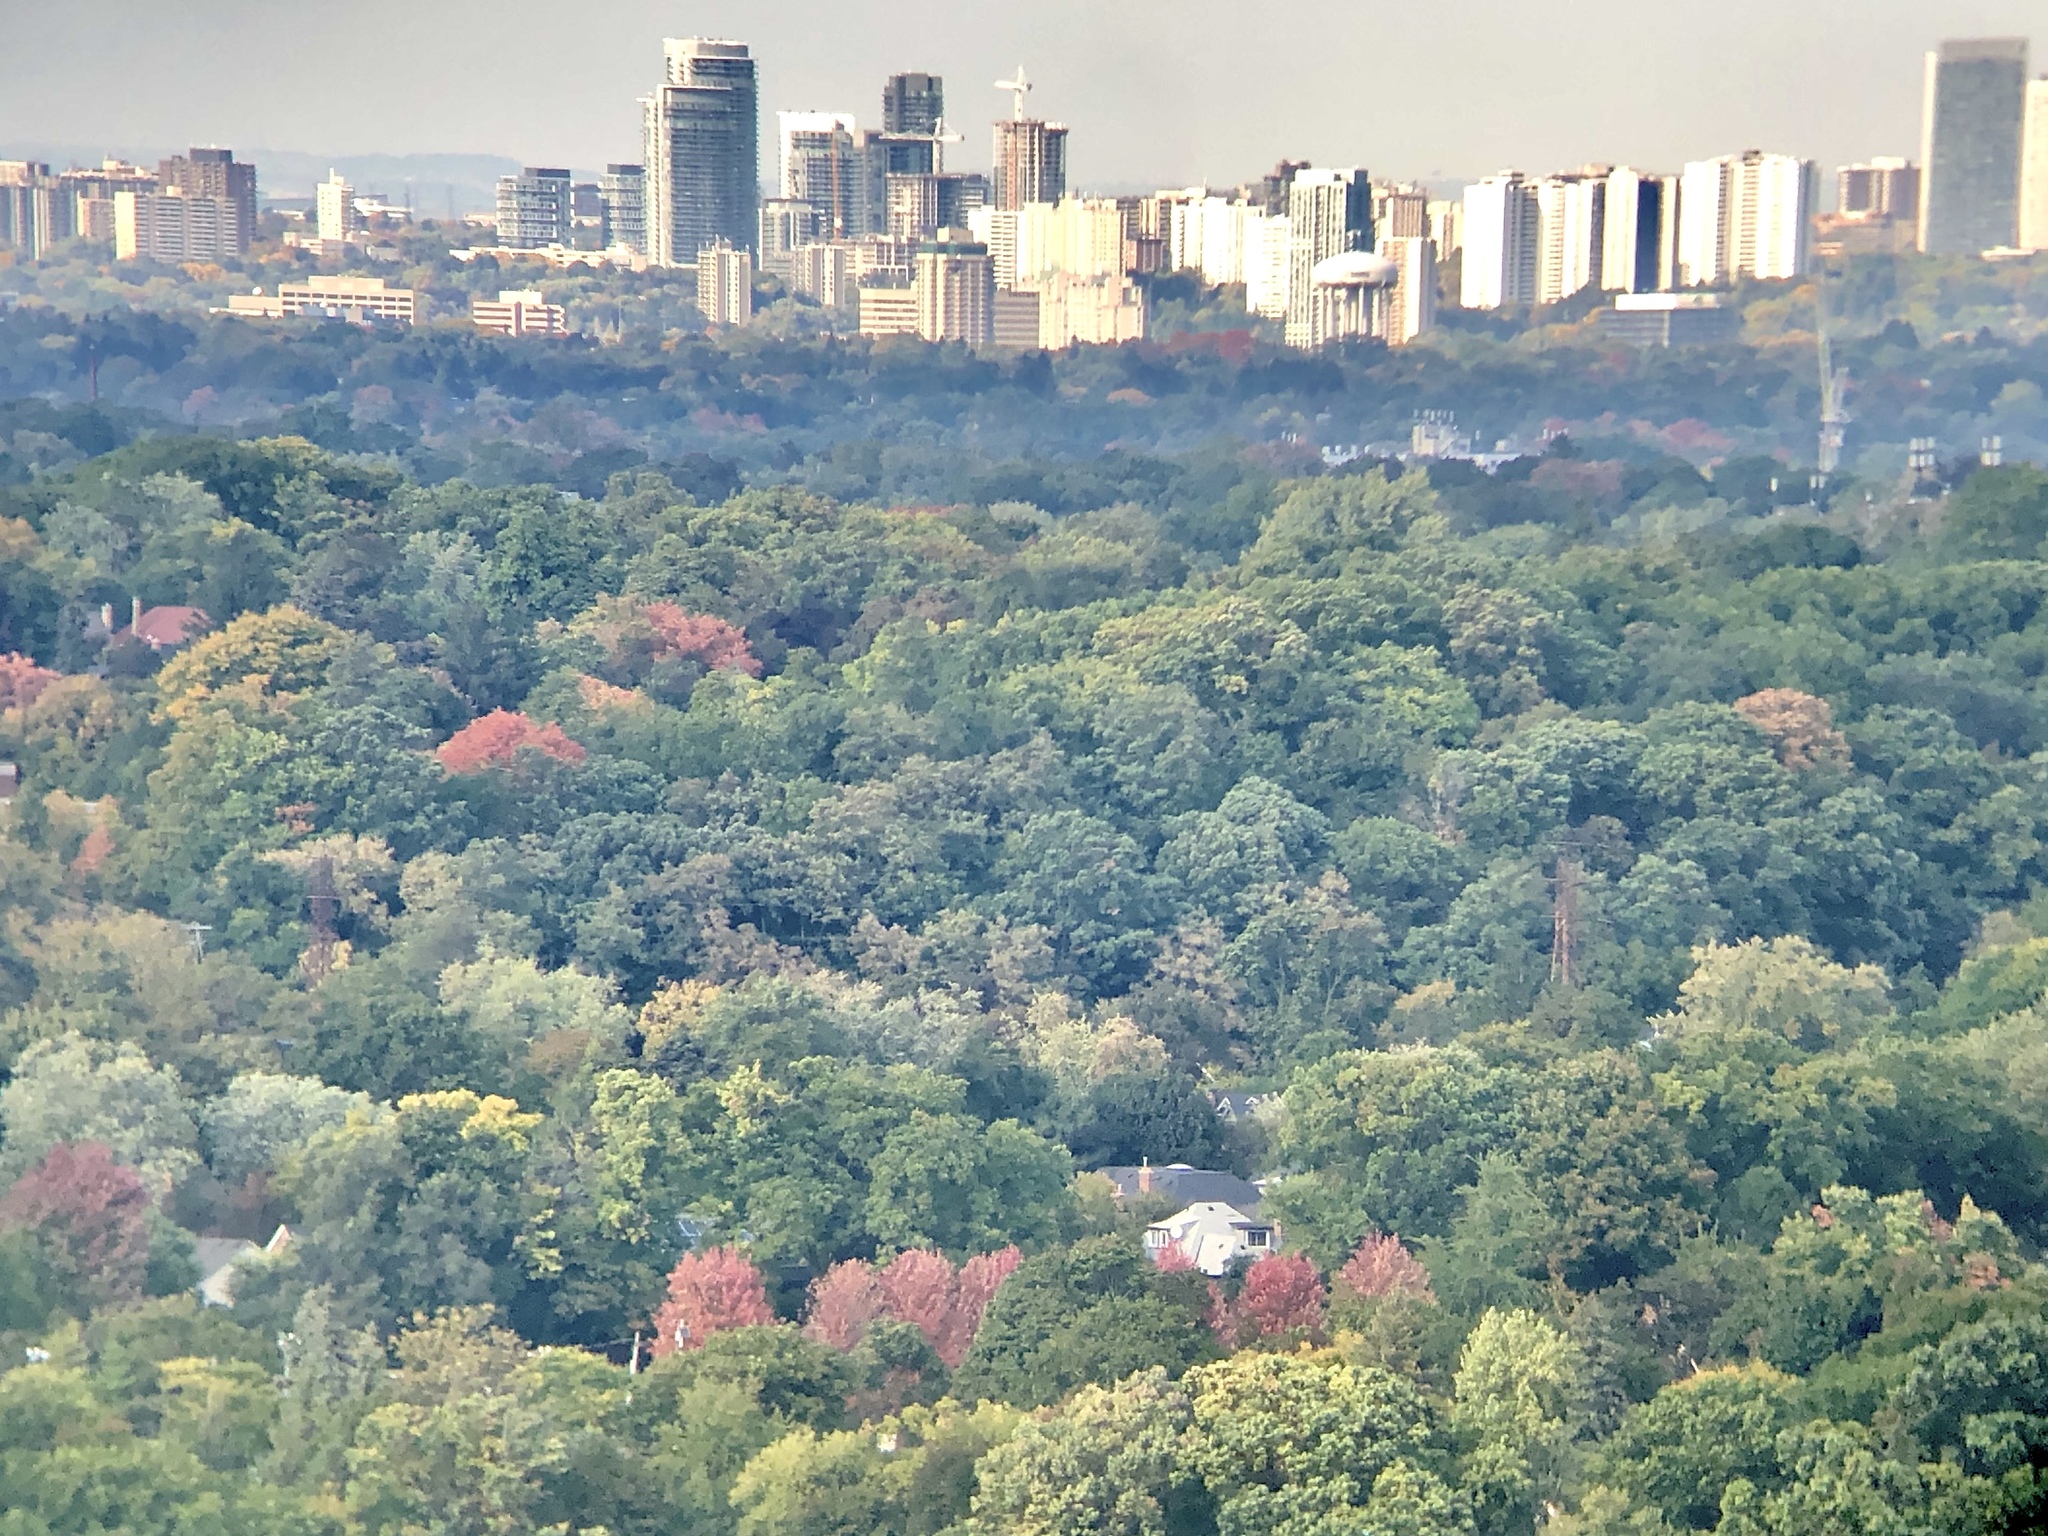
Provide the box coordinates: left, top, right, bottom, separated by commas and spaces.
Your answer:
879, 1248, 957, 1356
942, 1245, 1022, 1367
1206, 1280, 1235, 1345
1152, 1241, 1198, 1274
650, 1245, 775, 1356
435, 709, 588, 774
642, 603, 763, 678
1210, 1252, 1326, 1348
1335, 1231, 1436, 1304
802, 1257, 884, 1351
0, 652, 60, 712
803, 1246, 1021, 1367
0, 1141, 151, 1309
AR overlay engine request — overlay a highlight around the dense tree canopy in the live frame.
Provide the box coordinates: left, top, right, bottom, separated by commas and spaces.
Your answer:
4, 285, 2048, 1535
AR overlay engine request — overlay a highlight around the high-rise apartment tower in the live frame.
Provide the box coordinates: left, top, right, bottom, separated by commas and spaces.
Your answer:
779, 112, 863, 238
1460, 173, 1539, 309
1918, 38, 2028, 254
1837, 158, 1921, 223
644, 38, 759, 267
158, 148, 257, 253
1678, 151, 1813, 284
599, 165, 646, 254
915, 237, 994, 345
1534, 173, 1606, 304
697, 241, 754, 325
0, 162, 63, 261
2020, 79, 2048, 253
316, 170, 357, 244
1284, 167, 1371, 347
496, 168, 572, 249
882, 72, 945, 176
991, 68, 1066, 210
1601, 168, 1677, 293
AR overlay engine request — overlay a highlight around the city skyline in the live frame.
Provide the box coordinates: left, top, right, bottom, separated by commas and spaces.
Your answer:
1, 1, 2044, 197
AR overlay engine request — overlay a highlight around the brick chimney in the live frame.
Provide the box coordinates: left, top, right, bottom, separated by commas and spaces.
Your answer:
131, 595, 142, 630
1138, 1157, 1151, 1195
100, 602, 114, 632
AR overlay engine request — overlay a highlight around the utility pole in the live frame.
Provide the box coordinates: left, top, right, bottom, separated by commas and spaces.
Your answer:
1550, 857, 1580, 989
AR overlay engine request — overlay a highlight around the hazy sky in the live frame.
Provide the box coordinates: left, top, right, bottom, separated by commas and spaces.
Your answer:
2, 0, 2042, 194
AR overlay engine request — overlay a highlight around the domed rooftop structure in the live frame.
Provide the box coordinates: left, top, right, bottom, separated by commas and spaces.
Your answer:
1310, 251, 1399, 288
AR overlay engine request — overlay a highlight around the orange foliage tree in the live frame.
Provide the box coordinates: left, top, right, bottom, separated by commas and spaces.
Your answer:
1733, 688, 1851, 772
643, 602, 762, 677
0, 652, 60, 712
435, 709, 588, 774
575, 596, 762, 680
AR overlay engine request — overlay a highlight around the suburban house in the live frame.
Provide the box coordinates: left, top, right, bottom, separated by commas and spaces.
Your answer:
194, 1237, 257, 1307
1097, 1161, 1263, 1212
1144, 1201, 1279, 1276
1207, 1090, 1273, 1124
193, 1223, 292, 1307
120, 602, 212, 652
90, 598, 213, 655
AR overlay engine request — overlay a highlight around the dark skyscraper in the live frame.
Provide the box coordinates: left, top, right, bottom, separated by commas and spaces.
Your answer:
643, 37, 759, 266
881, 72, 944, 176
1918, 38, 2028, 255
883, 73, 943, 136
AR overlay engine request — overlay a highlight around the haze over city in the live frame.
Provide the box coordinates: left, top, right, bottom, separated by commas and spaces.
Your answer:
7, 0, 2048, 1531
1, 0, 2043, 190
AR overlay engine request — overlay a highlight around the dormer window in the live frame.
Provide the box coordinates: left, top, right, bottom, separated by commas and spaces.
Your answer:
1243, 1228, 1270, 1247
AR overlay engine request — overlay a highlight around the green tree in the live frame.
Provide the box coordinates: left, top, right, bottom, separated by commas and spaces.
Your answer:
1453, 1308, 1589, 1536
1273, 1043, 1525, 1260
970, 1367, 1194, 1536
1898, 1313, 2048, 1507
1592, 1364, 1798, 1530
954, 1237, 1215, 1408
0, 1032, 199, 1194
732, 1400, 1019, 1536
1180, 1350, 1463, 1536
1938, 465, 2048, 561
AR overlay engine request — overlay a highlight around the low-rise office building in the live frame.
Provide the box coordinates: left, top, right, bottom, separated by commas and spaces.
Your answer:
223, 276, 421, 325
472, 289, 568, 337
1596, 291, 1739, 347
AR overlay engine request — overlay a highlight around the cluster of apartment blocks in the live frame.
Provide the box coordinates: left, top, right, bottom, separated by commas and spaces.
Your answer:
541, 42, 1427, 351
1455, 37, 2048, 314
0, 148, 568, 339
1454, 154, 1818, 312
9, 35, 2045, 358
1, 149, 257, 263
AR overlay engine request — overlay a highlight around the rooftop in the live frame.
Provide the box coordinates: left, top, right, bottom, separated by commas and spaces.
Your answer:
1096, 1163, 1262, 1211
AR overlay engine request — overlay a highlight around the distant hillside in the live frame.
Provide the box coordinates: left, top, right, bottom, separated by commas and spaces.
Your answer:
0, 142, 534, 217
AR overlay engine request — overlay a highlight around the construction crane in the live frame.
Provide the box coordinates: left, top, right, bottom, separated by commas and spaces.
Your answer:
1814, 268, 1850, 486
912, 115, 966, 173
994, 66, 1032, 120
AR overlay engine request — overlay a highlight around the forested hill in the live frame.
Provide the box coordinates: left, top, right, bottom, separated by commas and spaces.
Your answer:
4, 428, 2048, 1535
